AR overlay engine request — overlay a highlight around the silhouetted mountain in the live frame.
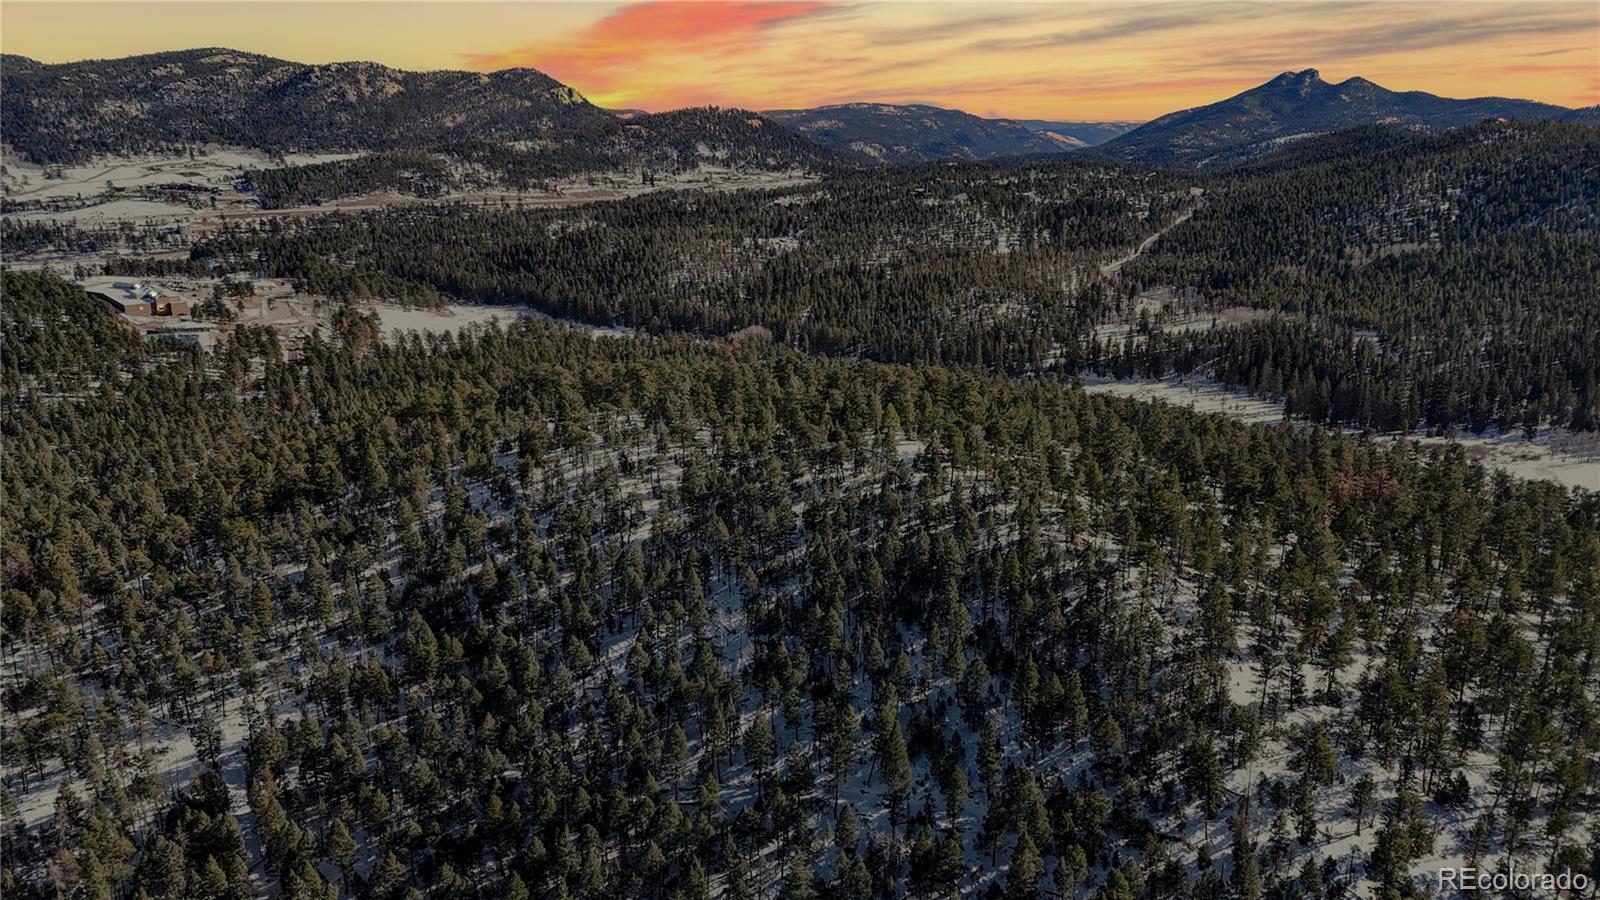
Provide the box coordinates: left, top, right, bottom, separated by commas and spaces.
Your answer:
1097, 68, 1576, 167
763, 102, 1109, 162
0, 49, 853, 174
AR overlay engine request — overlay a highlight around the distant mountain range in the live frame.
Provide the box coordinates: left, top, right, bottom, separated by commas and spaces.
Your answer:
1095, 68, 1585, 167
1, 50, 1588, 174
761, 103, 1134, 162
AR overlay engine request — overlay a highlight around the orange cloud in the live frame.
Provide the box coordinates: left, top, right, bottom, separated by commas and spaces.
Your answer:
465, 1, 828, 105
451, 1, 1596, 119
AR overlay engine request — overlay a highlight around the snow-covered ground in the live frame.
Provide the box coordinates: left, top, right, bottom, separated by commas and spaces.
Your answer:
9, 198, 207, 224
1083, 376, 1600, 492
373, 302, 529, 337
1, 147, 367, 228
2, 147, 360, 202
374, 303, 642, 341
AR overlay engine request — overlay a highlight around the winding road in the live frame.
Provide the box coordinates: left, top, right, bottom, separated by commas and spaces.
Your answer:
1101, 199, 1200, 277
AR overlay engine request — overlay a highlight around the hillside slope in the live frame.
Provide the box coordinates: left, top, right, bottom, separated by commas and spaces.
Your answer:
763, 103, 1083, 162
1015, 119, 1140, 147
1114, 120, 1600, 431
4, 267, 1596, 900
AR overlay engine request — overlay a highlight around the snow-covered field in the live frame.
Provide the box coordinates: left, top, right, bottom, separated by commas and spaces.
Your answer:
2, 149, 823, 236
2, 147, 360, 201
1083, 376, 1600, 492
375, 303, 643, 340
9, 198, 206, 224
373, 302, 530, 337
1, 147, 365, 228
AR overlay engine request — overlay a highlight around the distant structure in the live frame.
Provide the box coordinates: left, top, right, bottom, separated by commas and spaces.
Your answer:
97, 281, 189, 317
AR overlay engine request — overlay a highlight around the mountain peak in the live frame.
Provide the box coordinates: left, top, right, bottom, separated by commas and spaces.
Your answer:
1273, 68, 1322, 86
1101, 68, 1571, 167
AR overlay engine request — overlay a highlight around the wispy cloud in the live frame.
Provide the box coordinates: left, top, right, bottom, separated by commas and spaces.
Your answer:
865, 8, 1040, 46
464, 1, 832, 96
1290, 11, 1594, 60
458, 0, 1598, 118
964, 5, 1258, 53
1528, 45, 1583, 57
1157, 8, 1594, 74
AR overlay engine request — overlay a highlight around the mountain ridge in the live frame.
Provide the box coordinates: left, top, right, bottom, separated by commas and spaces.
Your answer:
0, 48, 851, 173
762, 102, 1132, 162
4, 51, 1585, 174
1096, 67, 1578, 167
1, 48, 613, 161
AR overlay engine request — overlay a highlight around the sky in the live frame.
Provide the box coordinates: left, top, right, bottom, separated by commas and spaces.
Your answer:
3, 1, 1596, 121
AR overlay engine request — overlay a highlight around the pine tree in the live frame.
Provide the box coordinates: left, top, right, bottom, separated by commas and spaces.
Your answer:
978, 722, 1002, 799
1294, 778, 1317, 845
1350, 774, 1377, 836
327, 817, 357, 887
1006, 832, 1042, 900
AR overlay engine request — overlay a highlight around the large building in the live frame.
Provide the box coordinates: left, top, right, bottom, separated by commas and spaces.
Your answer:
93, 291, 152, 316
91, 280, 191, 316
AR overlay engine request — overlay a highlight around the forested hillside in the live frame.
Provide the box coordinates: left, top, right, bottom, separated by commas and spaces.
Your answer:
0, 51, 853, 182
1118, 120, 1600, 433
199, 163, 1198, 370
175, 121, 1600, 434
761, 105, 1073, 163
3, 270, 1597, 900
0, 50, 609, 163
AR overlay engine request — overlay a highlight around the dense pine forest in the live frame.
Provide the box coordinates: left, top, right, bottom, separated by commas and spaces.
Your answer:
3, 270, 1597, 900
242, 110, 854, 209
1121, 121, 1600, 433
198, 163, 1197, 371
177, 121, 1600, 435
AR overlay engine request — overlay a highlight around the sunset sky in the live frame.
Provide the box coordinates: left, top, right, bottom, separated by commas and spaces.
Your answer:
4, 1, 1596, 121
